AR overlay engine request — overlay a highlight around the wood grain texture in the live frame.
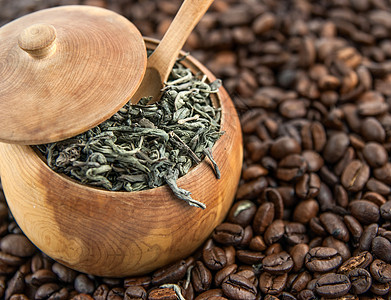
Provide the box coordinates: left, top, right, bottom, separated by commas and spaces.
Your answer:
0, 5, 146, 145
0, 39, 243, 277
131, 0, 214, 103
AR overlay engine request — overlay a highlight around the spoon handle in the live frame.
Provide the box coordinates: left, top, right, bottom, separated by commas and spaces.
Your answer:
150, 0, 214, 69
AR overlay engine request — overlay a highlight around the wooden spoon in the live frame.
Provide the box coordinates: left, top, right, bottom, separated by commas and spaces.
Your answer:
131, 0, 214, 104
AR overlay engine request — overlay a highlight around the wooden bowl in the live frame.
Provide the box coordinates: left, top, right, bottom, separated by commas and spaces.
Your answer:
0, 38, 243, 277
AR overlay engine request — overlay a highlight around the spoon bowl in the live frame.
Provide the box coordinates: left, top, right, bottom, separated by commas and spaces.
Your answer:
131, 0, 214, 104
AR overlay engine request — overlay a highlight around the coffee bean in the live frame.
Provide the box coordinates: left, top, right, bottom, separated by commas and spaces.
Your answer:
202, 241, 227, 271
366, 177, 391, 195
293, 200, 319, 224
302, 150, 324, 172
349, 200, 380, 224
48, 287, 68, 300
227, 200, 256, 227
192, 261, 212, 293
107, 287, 124, 300
124, 276, 151, 289
335, 186, 349, 210
300, 121, 326, 152
381, 201, 391, 220
372, 236, 391, 263
93, 284, 109, 300
359, 223, 379, 252
264, 220, 285, 245
221, 274, 257, 300
223, 246, 236, 266
363, 191, 387, 207
297, 289, 317, 300
287, 271, 312, 294
374, 162, 391, 185
18, 262, 30, 276
276, 154, 307, 182
361, 117, 385, 142
270, 136, 301, 159
315, 273, 351, 298
8, 295, 28, 300
35, 283, 60, 300
305, 247, 342, 273
276, 186, 296, 208
101, 277, 122, 287
70, 293, 94, 300
370, 259, 391, 283
239, 225, 253, 248
322, 132, 350, 164
0, 235, 35, 258
235, 267, 258, 287
235, 178, 268, 200
309, 217, 327, 237
236, 250, 264, 265
284, 222, 309, 245
341, 104, 360, 133
212, 223, 244, 246
241, 164, 268, 181
343, 215, 363, 247
30, 269, 57, 286
290, 243, 309, 272
295, 173, 321, 199
214, 264, 237, 287
380, 230, 391, 241
249, 236, 266, 252
319, 212, 349, 242
252, 202, 275, 235
265, 243, 283, 256
259, 272, 287, 295
8, 294, 29, 300
322, 237, 351, 262
347, 268, 372, 294
148, 287, 177, 300
316, 183, 335, 211
362, 142, 388, 168
0, 252, 24, 267
280, 99, 308, 119
30, 254, 43, 274
74, 274, 95, 294
195, 289, 224, 300
279, 291, 297, 300
52, 262, 77, 283
151, 260, 187, 286
5, 271, 24, 300
370, 281, 390, 296
262, 252, 294, 275
253, 12, 276, 34
334, 147, 355, 177
261, 188, 284, 220
341, 160, 370, 192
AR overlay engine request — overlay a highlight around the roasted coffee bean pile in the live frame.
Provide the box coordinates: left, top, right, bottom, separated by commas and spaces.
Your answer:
2, 0, 391, 299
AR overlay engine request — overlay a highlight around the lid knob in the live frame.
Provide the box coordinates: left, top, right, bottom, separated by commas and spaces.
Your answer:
18, 23, 57, 59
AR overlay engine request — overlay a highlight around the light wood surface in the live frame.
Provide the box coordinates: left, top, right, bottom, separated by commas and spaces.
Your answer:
131, 0, 214, 104
0, 5, 146, 145
0, 39, 243, 277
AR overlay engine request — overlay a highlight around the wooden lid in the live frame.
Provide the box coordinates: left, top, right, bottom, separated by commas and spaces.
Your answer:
0, 5, 147, 145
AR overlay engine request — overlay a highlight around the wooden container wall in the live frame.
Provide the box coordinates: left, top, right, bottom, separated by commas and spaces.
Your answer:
0, 39, 243, 277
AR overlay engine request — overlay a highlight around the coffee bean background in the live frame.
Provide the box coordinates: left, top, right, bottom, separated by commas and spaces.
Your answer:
2, 0, 391, 299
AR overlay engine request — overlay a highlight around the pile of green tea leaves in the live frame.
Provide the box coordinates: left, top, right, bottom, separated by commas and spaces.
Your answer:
36, 58, 223, 209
